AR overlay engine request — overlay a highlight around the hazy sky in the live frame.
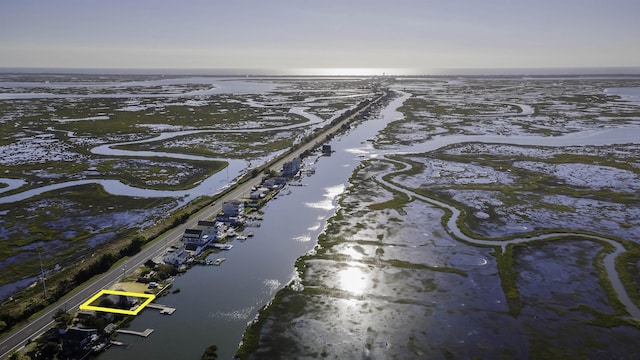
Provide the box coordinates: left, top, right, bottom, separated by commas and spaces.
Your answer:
1, 0, 639, 74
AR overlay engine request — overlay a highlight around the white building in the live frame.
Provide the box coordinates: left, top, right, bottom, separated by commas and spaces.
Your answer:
164, 247, 190, 266
197, 220, 225, 242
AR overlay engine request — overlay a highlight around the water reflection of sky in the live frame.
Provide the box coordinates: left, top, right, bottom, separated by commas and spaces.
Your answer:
604, 87, 640, 104
0, 178, 26, 194
0, 78, 282, 99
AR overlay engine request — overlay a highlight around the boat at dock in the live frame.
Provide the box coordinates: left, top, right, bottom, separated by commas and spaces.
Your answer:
213, 257, 226, 266
212, 243, 233, 250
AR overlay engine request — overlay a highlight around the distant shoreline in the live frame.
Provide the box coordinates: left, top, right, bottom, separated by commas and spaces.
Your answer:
1, 66, 640, 77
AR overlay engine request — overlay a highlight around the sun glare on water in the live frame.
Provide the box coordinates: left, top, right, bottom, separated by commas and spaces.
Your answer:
338, 265, 368, 295
293, 67, 413, 76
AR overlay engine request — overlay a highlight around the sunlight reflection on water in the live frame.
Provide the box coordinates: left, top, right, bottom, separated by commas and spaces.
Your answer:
263, 278, 281, 293
304, 184, 345, 210
307, 222, 321, 231
210, 306, 255, 321
338, 265, 368, 295
292, 235, 312, 242
292, 68, 412, 76
342, 246, 365, 260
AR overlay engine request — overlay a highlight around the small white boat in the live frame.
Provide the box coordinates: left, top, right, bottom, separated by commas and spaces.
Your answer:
212, 243, 233, 250
213, 257, 226, 266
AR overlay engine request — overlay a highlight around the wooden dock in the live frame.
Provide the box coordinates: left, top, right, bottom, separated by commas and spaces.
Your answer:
146, 303, 176, 315
116, 328, 154, 337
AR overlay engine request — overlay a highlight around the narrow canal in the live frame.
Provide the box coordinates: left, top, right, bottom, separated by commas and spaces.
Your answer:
98, 93, 404, 359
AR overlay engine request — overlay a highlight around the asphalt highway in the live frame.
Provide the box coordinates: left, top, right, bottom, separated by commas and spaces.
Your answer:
0, 90, 387, 359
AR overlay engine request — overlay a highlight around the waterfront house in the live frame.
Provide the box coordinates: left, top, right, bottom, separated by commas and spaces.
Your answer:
197, 220, 225, 241
61, 327, 98, 357
107, 291, 136, 309
249, 187, 270, 199
197, 220, 217, 232
222, 200, 244, 216
282, 157, 301, 177
216, 200, 245, 225
263, 177, 287, 188
76, 309, 115, 324
182, 229, 209, 252
215, 213, 243, 226
164, 246, 190, 266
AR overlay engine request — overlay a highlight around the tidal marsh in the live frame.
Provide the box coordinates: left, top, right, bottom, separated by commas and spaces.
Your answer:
239, 77, 640, 358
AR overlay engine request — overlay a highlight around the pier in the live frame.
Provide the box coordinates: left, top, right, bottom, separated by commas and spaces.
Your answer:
116, 328, 154, 337
146, 303, 176, 315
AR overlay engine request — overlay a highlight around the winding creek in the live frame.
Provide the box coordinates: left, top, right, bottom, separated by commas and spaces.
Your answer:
377, 158, 640, 318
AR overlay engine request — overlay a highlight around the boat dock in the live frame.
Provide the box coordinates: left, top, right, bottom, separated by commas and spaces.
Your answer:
147, 303, 176, 315
212, 243, 233, 250
116, 328, 154, 337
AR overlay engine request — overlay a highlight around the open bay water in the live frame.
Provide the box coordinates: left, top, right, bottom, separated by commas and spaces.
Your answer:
0, 78, 280, 100
605, 86, 640, 104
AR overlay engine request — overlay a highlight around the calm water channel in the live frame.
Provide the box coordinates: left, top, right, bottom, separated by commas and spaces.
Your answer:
98, 94, 402, 359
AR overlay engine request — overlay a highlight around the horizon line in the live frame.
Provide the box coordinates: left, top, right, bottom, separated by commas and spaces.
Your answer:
1, 66, 640, 77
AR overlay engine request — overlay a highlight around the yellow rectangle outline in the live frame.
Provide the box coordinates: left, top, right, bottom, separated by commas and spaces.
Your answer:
79, 289, 156, 316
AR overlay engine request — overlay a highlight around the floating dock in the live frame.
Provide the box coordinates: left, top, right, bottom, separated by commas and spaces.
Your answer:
116, 328, 154, 337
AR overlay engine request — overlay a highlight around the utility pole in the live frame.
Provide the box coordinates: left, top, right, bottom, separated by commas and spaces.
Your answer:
38, 252, 47, 299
